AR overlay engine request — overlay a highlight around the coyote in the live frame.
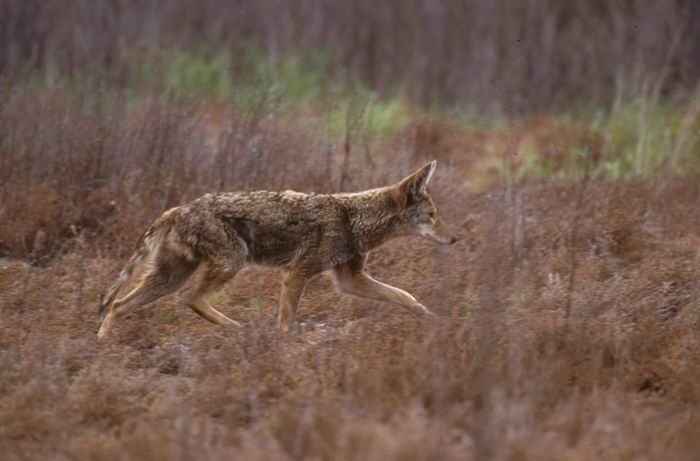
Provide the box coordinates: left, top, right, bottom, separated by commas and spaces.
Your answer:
97, 161, 458, 338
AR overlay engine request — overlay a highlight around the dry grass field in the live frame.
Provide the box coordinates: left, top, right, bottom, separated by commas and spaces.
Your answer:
2, 1, 700, 459
1, 90, 700, 460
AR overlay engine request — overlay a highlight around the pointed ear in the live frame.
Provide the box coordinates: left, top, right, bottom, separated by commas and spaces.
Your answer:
388, 184, 408, 214
399, 160, 437, 198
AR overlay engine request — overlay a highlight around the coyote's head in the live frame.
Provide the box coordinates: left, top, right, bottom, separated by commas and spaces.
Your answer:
390, 160, 459, 245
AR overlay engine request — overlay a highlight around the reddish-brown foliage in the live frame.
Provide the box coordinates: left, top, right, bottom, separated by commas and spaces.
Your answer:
1, 90, 700, 460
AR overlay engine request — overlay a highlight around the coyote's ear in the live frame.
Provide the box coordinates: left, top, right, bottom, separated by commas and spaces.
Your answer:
389, 184, 408, 214
399, 160, 437, 198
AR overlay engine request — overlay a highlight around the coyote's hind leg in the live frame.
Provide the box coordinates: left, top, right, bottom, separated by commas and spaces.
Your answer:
97, 251, 197, 339
185, 260, 243, 327
184, 232, 247, 327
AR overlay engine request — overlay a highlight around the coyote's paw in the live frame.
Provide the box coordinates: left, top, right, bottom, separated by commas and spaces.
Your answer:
416, 304, 442, 321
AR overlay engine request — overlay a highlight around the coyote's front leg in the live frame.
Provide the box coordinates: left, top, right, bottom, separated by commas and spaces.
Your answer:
278, 269, 309, 332
332, 262, 438, 318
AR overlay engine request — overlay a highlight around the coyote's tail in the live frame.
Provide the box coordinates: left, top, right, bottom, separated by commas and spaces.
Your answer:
98, 225, 162, 322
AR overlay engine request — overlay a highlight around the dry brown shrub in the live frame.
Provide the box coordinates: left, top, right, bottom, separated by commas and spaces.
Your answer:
2, 89, 700, 459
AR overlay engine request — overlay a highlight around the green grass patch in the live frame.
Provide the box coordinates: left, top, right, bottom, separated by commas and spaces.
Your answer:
122, 49, 414, 139
510, 95, 700, 182
9, 49, 700, 181
325, 91, 413, 141
599, 98, 700, 179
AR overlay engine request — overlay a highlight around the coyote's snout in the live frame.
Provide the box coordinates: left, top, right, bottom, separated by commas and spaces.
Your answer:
97, 160, 458, 338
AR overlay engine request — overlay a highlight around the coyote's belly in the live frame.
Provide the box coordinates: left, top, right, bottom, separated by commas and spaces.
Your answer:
221, 214, 319, 266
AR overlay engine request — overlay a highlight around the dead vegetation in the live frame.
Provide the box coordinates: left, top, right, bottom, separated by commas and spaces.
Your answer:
2, 1, 700, 458
1, 86, 700, 460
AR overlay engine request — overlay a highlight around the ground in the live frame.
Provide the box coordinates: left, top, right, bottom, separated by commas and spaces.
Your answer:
2, 143, 700, 458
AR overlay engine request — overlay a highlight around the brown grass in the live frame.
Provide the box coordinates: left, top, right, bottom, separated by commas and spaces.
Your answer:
1, 88, 700, 460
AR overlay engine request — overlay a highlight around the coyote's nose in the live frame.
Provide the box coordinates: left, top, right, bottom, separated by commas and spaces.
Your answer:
450, 235, 460, 244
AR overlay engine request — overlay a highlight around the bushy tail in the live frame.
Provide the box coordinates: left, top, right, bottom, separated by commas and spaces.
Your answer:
98, 226, 161, 322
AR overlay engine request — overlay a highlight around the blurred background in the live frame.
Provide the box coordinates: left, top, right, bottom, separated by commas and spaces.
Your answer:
1, 2, 700, 460
2, 0, 699, 259
2, 0, 699, 112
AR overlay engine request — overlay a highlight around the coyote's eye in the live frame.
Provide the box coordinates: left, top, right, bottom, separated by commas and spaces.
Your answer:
428, 211, 436, 219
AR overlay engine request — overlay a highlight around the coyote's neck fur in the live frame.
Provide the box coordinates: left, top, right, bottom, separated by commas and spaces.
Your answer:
333, 187, 404, 252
